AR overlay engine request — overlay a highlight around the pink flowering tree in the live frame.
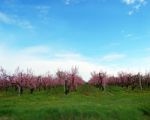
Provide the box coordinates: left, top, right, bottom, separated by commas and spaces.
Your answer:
89, 71, 107, 91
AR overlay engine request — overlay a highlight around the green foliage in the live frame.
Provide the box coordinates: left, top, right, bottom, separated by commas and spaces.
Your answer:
0, 85, 150, 120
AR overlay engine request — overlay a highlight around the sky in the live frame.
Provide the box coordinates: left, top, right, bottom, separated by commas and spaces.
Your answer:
0, 0, 150, 81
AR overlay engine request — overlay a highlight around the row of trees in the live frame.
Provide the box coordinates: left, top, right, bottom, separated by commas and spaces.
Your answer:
0, 67, 84, 95
0, 67, 150, 95
89, 71, 150, 90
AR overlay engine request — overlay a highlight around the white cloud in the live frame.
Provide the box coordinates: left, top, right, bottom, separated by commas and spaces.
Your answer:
0, 45, 150, 81
0, 12, 14, 24
122, 0, 148, 15
21, 46, 50, 55
123, 0, 136, 5
0, 45, 126, 81
0, 45, 108, 81
123, 0, 146, 5
101, 53, 126, 62
0, 11, 33, 30
54, 53, 82, 59
35, 5, 51, 18
139, 0, 146, 4
128, 10, 134, 15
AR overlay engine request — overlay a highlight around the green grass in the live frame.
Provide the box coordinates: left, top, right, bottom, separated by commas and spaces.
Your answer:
0, 85, 150, 120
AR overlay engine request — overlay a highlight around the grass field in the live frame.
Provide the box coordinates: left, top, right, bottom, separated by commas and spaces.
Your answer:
0, 85, 150, 120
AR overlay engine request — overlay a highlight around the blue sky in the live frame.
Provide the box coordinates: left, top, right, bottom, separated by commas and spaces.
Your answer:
0, 0, 150, 80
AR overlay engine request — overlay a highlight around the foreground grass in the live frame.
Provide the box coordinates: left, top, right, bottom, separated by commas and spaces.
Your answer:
0, 85, 150, 120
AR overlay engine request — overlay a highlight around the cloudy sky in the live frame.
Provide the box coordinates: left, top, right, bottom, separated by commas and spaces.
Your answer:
0, 0, 150, 81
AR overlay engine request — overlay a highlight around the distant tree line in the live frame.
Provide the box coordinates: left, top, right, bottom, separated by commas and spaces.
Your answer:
89, 71, 150, 91
0, 67, 84, 95
0, 67, 150, 96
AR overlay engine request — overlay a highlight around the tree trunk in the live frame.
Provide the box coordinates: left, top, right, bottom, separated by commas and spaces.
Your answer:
17, 85, 21, 96
64, 79, 69, 95
139, 78, 143, 90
